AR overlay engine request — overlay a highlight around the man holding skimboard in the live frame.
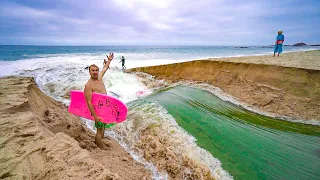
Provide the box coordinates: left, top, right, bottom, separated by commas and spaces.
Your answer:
84, 53, 115, 149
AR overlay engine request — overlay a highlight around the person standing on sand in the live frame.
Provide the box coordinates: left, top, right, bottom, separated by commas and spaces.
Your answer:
84, 53, 115, 149
274, 30, 284, 57
119, 56, 126, 70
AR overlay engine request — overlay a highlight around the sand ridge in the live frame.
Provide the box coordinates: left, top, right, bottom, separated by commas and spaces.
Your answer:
0, 76, 151, 180
206, 50, 320, 70
128, 50, 320, 122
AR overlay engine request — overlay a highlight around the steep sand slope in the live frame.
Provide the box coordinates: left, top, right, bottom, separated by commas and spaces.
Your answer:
0, 77, 151, 180
128, 53, 320, 121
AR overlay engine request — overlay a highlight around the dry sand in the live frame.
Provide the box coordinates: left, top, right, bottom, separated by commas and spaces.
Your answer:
128, 50, 320, 122
0, 77, 151, 180
208, 50, 320, 70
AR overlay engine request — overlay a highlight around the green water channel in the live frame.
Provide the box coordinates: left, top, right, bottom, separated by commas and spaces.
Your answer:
146, 86, 320, 180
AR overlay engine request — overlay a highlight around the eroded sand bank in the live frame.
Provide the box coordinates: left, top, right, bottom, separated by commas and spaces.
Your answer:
128, 50, 320, 122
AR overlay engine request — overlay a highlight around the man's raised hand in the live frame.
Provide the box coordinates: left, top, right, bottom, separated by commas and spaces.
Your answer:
106, 53, 114, 61
103, 53, 114, 67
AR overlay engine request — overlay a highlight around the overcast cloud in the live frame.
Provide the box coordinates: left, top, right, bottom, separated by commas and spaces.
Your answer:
0, 0, 319, 45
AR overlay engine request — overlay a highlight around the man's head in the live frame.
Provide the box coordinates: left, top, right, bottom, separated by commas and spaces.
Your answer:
278, 30, 283, 34
88, 64, 99, 79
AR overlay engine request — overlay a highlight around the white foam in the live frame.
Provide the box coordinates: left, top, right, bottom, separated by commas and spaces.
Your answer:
114, 101, 233, 180
104, 130, 170, 180
2, 55, 149, 103
81, 117, 169, 180
1, 47, 319, 78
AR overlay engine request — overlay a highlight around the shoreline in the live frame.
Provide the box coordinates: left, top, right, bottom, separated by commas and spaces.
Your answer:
128, 50, 320, 124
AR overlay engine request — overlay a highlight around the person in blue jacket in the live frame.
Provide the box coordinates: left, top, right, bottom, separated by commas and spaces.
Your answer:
274, 30, 284, 57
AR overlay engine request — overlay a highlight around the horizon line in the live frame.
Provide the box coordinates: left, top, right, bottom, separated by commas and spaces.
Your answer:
1, 44, 317, 47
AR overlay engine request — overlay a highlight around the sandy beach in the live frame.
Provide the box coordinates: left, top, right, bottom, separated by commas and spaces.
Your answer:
207, 50, 320, 70
129, 50, 320, 122
1, 50, 319, 180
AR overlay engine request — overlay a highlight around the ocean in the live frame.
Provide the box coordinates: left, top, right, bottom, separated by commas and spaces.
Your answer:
1, 45, 319, 179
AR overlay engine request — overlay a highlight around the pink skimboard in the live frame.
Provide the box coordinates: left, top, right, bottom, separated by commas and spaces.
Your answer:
68, 90, 128, 124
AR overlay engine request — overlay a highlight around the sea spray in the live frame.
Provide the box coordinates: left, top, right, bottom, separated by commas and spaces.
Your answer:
18, 63, 148, 104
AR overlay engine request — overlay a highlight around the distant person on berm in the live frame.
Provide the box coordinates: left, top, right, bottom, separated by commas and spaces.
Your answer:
274, 30, 284, 57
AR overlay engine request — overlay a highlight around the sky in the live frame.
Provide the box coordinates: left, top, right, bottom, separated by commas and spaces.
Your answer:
0, 0, 319, 46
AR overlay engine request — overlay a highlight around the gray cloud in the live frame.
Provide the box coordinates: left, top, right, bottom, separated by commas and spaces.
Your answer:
0, 0, 319, 45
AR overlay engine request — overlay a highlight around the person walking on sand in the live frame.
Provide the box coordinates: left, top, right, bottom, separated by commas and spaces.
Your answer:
119, 56, 126, 70
84, 53, 116, 149
274, 30, 284, 57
